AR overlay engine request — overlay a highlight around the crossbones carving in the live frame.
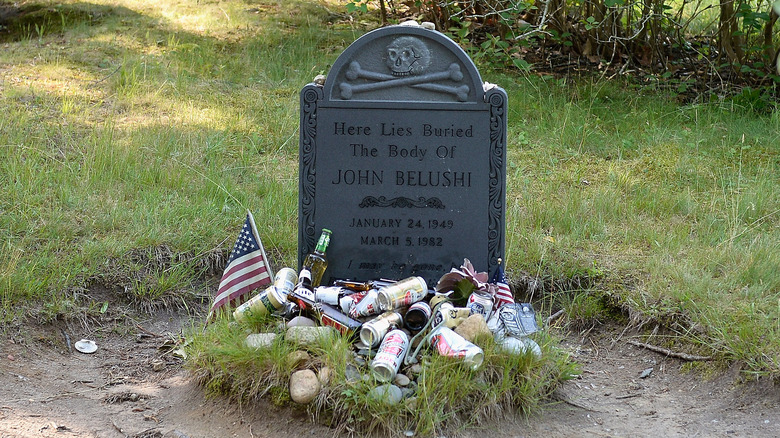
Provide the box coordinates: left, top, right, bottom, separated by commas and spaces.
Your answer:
339, 38, 470, 101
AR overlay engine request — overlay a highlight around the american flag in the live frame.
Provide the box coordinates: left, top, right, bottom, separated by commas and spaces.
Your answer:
208, 211, 273, 320
490, 261, 514, 309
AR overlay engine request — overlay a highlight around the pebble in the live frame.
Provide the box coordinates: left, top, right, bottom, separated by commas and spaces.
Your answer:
498, 336, 542, 358
408, 364, 423, 375
286, 350, 311, 369
394, 373, 410, 387
344, 364, 361, 383
245, 333, 277, 350
286, 326, 335, 347
289, 369, 320, 404
151, 359, 166, 372
287, 316, 316, 328
317, 366, 332, 386
367, 384, 403, 405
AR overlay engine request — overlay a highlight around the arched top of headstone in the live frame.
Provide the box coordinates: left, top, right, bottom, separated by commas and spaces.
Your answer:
322, 25, 484, 107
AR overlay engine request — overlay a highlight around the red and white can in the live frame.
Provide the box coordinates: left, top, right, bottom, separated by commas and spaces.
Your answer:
427, 325, 484, 370
370, 329, 409, 382
348, 289, 383, 318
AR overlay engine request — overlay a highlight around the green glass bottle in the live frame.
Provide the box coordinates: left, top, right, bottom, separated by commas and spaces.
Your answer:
304, 228, 331, 287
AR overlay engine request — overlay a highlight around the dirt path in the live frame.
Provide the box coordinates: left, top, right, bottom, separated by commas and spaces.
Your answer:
1, 313, 778, 438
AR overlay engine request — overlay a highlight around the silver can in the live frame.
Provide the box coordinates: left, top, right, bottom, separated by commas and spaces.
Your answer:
427, 325, 484, 370
370, 329, 409, 382
348, 289, 382, 318
360, 311, 403, 348
376, 276, 427, 311
467, 290, 494, 321
273, 267, 298, 297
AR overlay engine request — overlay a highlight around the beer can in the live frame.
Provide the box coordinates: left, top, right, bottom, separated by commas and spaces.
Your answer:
360, 311, 403, 348
427, 325, 484, 370
498, 303, 539, 337
376, 276, 427, 311
467, 290, 494, 321
431, 302, 471, 329
233, 286, 285, 323
314, 286, 344, 305
273, 267, 298, 297
370, 329, 409, 382
404, 301, 431, 332
339, 290, 368, 314
348, 289, 383, 318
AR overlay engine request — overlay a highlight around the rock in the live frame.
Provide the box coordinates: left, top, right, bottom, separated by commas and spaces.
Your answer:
408, 364, 423, 376
367, 384, 403, 405
289, 369, 320, 404
245, 333, 277, 350
406, 396, 418, 410
286, 350, 311, 369
400, 387, 415, 399
317, 366, 332, 386
454, 314, 492, 344
287, 316, 316, 328
498, 336, 542, 358
394, 373, 410, 387
344, 364, 361, 383
151, 359, 166, 372
286, 326, 335, 347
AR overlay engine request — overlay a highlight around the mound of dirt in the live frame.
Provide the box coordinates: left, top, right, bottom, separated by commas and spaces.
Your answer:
1, 310, 778, 437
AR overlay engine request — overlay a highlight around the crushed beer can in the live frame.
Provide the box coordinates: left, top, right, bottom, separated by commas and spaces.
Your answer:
370, 329, 409, 382
427, 325, 484, 370
339, 290, 368, 314
498, 302, 539, 337
349, 289, 383, 318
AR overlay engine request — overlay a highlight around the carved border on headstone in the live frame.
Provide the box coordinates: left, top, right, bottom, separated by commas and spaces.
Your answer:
358, 196, 446, 209
299, 84, 323, 254
487, 88, 507, 268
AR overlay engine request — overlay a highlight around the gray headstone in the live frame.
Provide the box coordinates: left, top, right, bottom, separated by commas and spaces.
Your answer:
299, 25, 507, 287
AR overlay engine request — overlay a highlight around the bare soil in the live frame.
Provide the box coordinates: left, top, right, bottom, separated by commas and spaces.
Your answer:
2, 309, 778, 438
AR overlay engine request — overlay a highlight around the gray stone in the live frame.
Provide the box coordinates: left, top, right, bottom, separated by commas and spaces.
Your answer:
285, 326, 335, 347
245, 333, 277, 350
367, 384, 403, 405
289, 369, 320, 404
287, 316, 317, 328
454, 314, 492, 344
298, 25, 507, 287
345, 364, 361, 383
286, 350, 311, 369
317, 366, 333, 386
394, 373, 410, 387
409, 364, 423, 375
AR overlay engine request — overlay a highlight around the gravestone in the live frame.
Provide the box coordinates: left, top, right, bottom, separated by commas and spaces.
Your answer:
299, 24, 507, 288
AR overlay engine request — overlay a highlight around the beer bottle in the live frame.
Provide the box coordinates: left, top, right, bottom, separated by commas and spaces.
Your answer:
304, 228, 331, 287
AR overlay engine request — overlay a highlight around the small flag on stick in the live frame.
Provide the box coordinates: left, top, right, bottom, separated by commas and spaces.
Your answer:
490, 258, 514, 309
208, 211, 273, 320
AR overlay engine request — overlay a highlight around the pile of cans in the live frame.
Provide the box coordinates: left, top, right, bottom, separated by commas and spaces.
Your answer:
234, 269, 541, 386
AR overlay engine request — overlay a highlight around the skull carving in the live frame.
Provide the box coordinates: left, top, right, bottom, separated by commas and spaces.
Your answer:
385, 37, 431, 76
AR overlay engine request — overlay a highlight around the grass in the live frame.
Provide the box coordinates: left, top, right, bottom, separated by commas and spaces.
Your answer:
188, 314, 576, 436
0, 0, 779, 429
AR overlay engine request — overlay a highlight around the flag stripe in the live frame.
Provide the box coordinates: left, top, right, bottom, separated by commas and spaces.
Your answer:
212, 280, 265, 310
208, 211, 274, 321
218, 255, 270, 292
214, 270, 271, 306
